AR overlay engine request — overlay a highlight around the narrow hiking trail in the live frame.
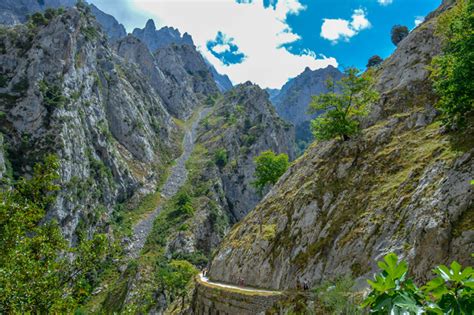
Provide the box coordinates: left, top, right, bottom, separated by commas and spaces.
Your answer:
127, 108, 212, 259
197, 273, 282, 296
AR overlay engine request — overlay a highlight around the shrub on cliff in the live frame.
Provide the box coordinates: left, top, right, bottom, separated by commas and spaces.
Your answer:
391, 25, 409, 45
309, 68, 379, 141
252, 150, 289, 195
367, 55, 383, 68
430, 0, 474, 129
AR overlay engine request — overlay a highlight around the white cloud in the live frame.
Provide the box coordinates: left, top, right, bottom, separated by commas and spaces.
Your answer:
321, 9, 371, 43
414, 16, 425, 27
131, 0, 337, 88
377, 0, 393, 5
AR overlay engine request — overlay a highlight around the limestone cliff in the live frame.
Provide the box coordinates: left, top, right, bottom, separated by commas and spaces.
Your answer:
0, 8, 180, 240
208, 3, 473, 291
199, 83, 295, 220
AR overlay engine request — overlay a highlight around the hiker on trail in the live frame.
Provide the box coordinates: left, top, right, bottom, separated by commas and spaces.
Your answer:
238, 277, 244, 286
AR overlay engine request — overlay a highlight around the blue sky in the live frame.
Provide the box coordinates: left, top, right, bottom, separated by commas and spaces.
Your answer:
89, 0, 441, 88
285, 0, 440, 70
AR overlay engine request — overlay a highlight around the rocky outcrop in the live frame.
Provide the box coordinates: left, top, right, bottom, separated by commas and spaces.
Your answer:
207, 3, 473, 291
133, 19, 233, 93
153, 43, 220, 118
0, 8, 180, 241
89, 4, 126, 41
269, 65, 343, 148
115, 34, 219, 119
132, 19, 194, 52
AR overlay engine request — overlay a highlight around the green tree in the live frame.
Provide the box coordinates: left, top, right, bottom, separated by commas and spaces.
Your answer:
158, 260, 198, 309
309, 68, 379, 141
430, 0, 474, 129
252, 150, 289, 196
391, 25, 409, 45
0, 155, 109, 313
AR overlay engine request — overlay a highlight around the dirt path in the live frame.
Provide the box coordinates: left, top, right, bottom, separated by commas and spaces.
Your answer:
127, 108, 211, 259
197, 273, 282, 295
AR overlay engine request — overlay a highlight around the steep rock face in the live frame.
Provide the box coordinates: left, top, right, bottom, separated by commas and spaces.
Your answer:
115, 34, 219, 119
208, 5, 473, 290
89, 4, 126, 41
270, 66, 343, 146
0, 9, 180, 241
153, 43, 220, 118
132, 19, 194, 51
199, 83, 295, 220
206, 61, 233, 92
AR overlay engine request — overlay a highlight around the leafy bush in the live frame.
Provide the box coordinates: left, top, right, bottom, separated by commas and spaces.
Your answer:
391, 25, 409, 45
362, 253, 473, 314
309, 68, 379, 141
430, 0, 474, 129
168, 191, 194, 219
213, 148, 228, 168
157, 260, 198, 307
252, 150, 289, 195
367, 55, 383, 68
39, 80, 67, 110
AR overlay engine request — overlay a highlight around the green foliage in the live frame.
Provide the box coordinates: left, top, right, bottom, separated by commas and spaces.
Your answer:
252, 150, 289, 195
0, 155, 109, 313
391, 25, 409, 45
157, 260, 198, 304
168, 191, 194, 219
422, 261, 474, 314
430, 0, 474, 129
362, 253, 473, 314
81, 26, 99, 41
27, 8, 64, 28
213, 148, 228, 168
367, 55, 383, 68
39, 80, 67, 110
362, 253, 425, 314
313, 276, 363, 315
309, 68, 379, 141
